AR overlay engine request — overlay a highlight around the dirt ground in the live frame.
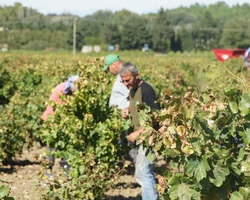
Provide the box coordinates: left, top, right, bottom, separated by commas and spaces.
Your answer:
0, 144, 166, 200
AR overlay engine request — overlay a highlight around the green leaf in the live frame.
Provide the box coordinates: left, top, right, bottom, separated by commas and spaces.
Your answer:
209, 161, 229, 187
194, 161, 207, 182
177, 184, 197, 200
241, 159, 250, 175
239, 93, 250, 116
186, 158, 199, 177
224, 86, 236, 97
168, 184, 179, 200
192, 141, 202, 156
186, 157, 208, 182
238, 129, 250, 145
58, 140, 65, 148
168, 176, 180, 200
123, 119, 131, 130
0, 185, 10, 198
239, 102, 249, 116
72, 168, 79, 178
229, 102, 238, 114
237, 148, 244, 162
140, 127, 153, 140
153, 140, 162, 151
168, 179, 200, 200
168, 176, 181, 186
230, 191, 244, 200
163, 169, 173, 178
162, 148, 180, 158
214, 148, 231, 159
230, 161, 241, 176
146, 152, 156, 163
79, 165, 85, 175
202, 155, 211, 171
241, 93, 250, 108
239, 187, 250, 198
186, 105, 194, 119
52, 130, 57, 139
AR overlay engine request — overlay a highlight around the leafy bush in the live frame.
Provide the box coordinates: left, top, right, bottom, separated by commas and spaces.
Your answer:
0, 54, 77, 162
137, 87, 249, 199
41, 58, 130, 199
84, 37, 102, 45
22, 40, 48, 51
0, 185, 14, 200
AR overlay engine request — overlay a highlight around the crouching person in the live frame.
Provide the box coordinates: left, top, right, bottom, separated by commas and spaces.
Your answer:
41, 75, 79, 179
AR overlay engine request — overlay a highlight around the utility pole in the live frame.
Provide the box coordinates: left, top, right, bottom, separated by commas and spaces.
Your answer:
73, 17, 76, 55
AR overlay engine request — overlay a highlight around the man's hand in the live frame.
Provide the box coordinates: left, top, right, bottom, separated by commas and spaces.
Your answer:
127, 131, 140, 143
127, 127, 145, 143
121, 107, 129, 119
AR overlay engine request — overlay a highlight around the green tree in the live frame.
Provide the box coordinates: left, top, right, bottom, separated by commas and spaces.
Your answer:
114, 9, 135, 23
170, 31, 182, 52
69, 19, 102, 50
101, 22, 121, 45
220, 18, 250, 48
84, 10, 114, 24
179, 26, 193, 51
67, 24, 83, 51
192, 11, 221, 50
168, 11, 197, 26
120, 15, 151, 50
84, 36, 102, 45
152, 8, 174, 53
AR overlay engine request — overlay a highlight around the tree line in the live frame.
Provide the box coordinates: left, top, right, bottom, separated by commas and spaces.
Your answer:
0, 2, 249, 52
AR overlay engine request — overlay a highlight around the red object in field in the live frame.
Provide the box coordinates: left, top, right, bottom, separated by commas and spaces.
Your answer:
212, 49, 247, 62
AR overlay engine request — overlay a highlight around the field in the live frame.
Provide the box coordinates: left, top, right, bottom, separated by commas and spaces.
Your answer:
0, 51, 249, 199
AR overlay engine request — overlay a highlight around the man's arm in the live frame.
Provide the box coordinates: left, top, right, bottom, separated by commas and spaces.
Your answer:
127, 126, 154, 145
122, 106, 144, 143
127, 126, 145, 143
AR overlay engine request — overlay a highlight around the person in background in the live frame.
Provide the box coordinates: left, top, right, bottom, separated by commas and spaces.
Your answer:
120, 62, 159, 200
103, 54, 130, 110
41, 75, 79, 179
244, 47, 250, 64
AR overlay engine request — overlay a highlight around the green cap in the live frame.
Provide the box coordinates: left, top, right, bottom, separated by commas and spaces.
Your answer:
103, 54, 121, 70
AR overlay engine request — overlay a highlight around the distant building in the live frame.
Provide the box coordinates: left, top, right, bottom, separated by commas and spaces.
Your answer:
0, 27, 4, 32
93, 45, 101, 53
1, 44, 8, 51
81, 45, 92, 53
81, 45, 101, 53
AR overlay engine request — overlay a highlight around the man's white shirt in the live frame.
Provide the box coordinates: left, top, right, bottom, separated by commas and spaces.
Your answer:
109, 74, 130, 110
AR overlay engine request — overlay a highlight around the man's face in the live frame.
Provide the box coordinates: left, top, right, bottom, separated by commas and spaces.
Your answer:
121, 71, 139, 90
108, 62, 119, 75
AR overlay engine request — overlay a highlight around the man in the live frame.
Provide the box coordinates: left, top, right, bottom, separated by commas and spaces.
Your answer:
120, 62, 159, 200
103, 54, 130, 110
41, 75, 79, 179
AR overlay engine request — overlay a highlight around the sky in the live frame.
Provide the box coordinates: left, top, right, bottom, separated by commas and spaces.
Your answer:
0, 0, 249, 17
